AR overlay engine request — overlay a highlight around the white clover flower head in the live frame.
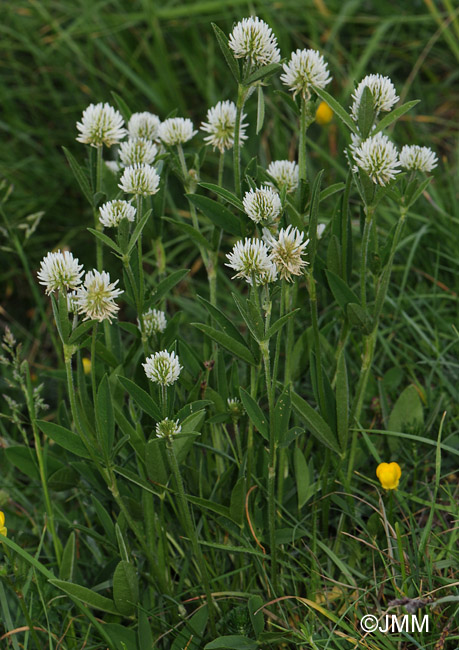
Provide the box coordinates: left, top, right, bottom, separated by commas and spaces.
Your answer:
267, 160, 299, 194
281, 49, 332, 99
99, 200, 136, 228
264, 225, 309, 281
141, 308, 167, 336
155, 417, 182, 438
225, 238, 275, 285
159, 118, 197, 146
227, 397, 244, 418
76, 102, 126, 148
128, 112, 161, 141
228, 16, 280, 66
76, 270, 123, 323
67, 290, 80, 314
400, 145, 438, 172
201, 100, 248, 153
352, 133, 401, 186
38, 250, 84, 295
143, 350, 182, 386
118, 163, 160, 196
350, 74, 399, 122
243, 186, 282, 224
119, 138, 158, 167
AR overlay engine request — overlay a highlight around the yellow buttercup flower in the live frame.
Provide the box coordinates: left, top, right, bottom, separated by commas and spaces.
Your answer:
82, 358, 91, 374
0, 511, 7, 537
376, 462, 401, 490
315, 100, 333, 125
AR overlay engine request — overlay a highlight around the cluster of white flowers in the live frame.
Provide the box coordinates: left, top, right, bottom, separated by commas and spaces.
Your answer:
226, 238, 277, 285
99, 200, 136, 228
76, 270, 123, 323
228, 17, 280, 66
400, 145, 438, 172
263, 226, 309, 281
201, 100, 248, 153
38, 250, 84, 295
352, 133, 401, 186
156, 418, 182, 438
351, 74, 399, 122
118, 163, 160, 196
159, 118, 197, 146
76, 103, 126, 147
128, 112, 161, 141
141, 308, 167, 336
143, 350, 182, 386
119, 138, 158, 167
243, 186, 282, 224
267, 160, 299, 194
281, 49, 332, 99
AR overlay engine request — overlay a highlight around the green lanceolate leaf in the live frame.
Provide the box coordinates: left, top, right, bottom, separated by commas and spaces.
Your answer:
229, 476, 246, 526
127, 209, 152, 254
87, 228, 122, 255
199, 183, 244, 212
205, 636, 257, 650
335, 353, 349, 450
113, 561, 139, 616
372, 100, 420, 135
68, 320, 98, 345
145, 269, 189, 309
256, 84, 265, 134
240, 388, 268, 440
357, 85, 376, 139
312, 87, 358, 134
243, 62, 281, 85
273, 384, 291, 444
325, 270, 360, 310
118, 376, 162, 421
308, 169, 324, 263
110, 91, 132, 122
197, 295, 247, 346
211, 23, 241, 83
265, 308, 300, 341
291, 391, 341, 454
96, 374, 115, 458
63, 146, 93, 205
248, 595, 264, 638
192, 323, 256, 365
171, 606, 208, 650
347, 302, 373, 334
163, 217, 213, 251
145, 438, 169, 486
294, 446, 310, 509
59, 532, 76, 581
49, 579, 120, 615
388, 384, 424, 433
187, 194, 242, 236
37, 421, 92, 459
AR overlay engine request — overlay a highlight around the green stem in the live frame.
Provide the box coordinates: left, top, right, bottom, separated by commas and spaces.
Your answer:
95, 145, 104, 271
298, 96, 308, 186
261, 341, 278, 594
360, 205, 375, 310
218, 151, 225, 188
90, 324, 98, 405
233, 84, 248, 199
307, 271, 326, 416
165, 437, 216, 635
246, 365, 257, 487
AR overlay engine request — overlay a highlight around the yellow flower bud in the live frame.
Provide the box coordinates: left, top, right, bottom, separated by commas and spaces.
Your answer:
82, 358, 91, 375
376, 462, 401, 490
0, 511, 7, 537
315, 101, 333, 125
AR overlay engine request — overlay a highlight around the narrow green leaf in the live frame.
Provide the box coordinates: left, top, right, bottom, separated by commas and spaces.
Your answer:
335, 353, 349, 450
199, 183, 244, 211
205, 635, 257, 650
291, 392, 341, 454
87, 228, 122, 254
192, 323, 256, 365
63, 146, 93, 205
113, 561, 139, 616
197, 295, 247, 346
163, 217, 212, 251
256, 85, 265, 134
110, 91, 132, 122
68, 320, 97, 345
50, 579, 120, 615
273, 89, 300, 115
248, 595, 264, 638
357, 85, 376, 139
265, 309, 300, 340
372, 100, 420, 135
243, 62, 281, 85
59, 533, 76, 581
187, 496, 232, 521
325, 269, 360, 310
273, 385, 291, 444
211, 23, 241, 82
171, 606, 208, 650
187, 194, 241, 236
388, 385, 424, 433
145, 269, 189, 309
96, 374, 115, 458
320, 182, 345, 202
346, 302, 373, 334
37, 421, 92, 459
240, 388, 269, 440
127, 209, 152, 254
294, 447, 310, 509
404, 176, 432, 209
118, 376, 162, 421
229, 476, 246, 526
145, 438, 169, 486
308, 169, 324, 263
312, 87, 357, 134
